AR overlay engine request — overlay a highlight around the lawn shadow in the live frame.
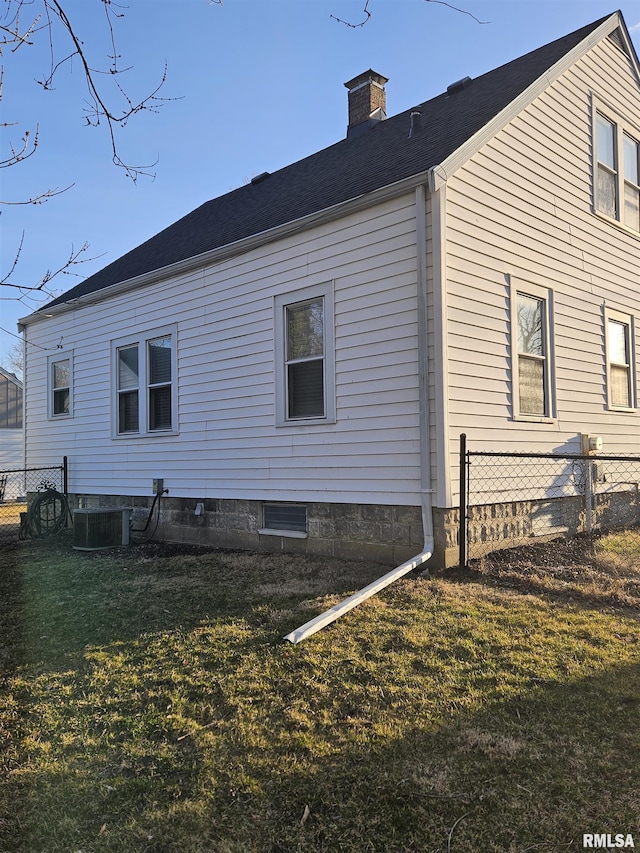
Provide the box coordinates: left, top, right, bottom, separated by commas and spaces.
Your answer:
3, 536, 640, 852
4, 650, 639, 852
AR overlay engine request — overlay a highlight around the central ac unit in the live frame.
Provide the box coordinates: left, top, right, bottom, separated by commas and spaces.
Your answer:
73, 508, 131, 550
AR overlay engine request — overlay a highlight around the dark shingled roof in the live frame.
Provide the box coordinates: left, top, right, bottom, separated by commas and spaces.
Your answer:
44, 13, 613, 309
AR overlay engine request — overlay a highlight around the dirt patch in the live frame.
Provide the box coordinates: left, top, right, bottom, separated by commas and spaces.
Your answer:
463, 534, 640, 613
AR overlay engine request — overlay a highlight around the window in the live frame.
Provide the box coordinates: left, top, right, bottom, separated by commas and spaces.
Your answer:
48, 353, 72, 418
117, 345, 139, 433
286, 299, 325, 419
274, 283, 335, 426
261, 504, 308, 536
0, 376, 22, 429
510, 280, 555, 421
623, 134, 640, 230
594, 104, 640, 232
112, 326, 177, 436
596, 114, 617, 219
605, 310, 636, 410
148, 336, 173, 430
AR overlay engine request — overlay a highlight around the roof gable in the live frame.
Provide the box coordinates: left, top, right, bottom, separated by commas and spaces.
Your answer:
33, 11, 625, 316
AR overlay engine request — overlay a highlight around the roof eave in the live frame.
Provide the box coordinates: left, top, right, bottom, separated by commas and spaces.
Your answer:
19, 168, 431, 328
429, 11, 623, 192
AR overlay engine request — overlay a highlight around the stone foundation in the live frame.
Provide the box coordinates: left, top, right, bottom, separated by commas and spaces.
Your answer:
68, 489, 640, 569
69, 494, 428, 566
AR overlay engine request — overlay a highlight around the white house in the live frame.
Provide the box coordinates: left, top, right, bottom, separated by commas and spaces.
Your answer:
18, 11, 640, 566
0, 367, 24, 499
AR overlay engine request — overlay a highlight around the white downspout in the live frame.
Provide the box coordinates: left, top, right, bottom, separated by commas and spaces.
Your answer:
284, 185, 434, 644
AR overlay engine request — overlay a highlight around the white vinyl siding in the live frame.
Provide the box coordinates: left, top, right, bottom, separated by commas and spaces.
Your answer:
444, 31, 640, 498
24, 196, 421, 506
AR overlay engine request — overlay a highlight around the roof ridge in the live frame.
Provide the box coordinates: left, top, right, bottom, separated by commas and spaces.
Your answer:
33, 11, 619, 314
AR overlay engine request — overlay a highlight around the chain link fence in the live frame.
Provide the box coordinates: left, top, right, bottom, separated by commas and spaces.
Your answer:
461, 438, 640, 565
0, 462, 67, 544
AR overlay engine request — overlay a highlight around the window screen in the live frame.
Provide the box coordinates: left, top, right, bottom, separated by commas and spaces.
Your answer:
263, 504, 307, 533
148, 336, 172, 431
52, 359, 70, 416
517, 293, 547, 416
608, 318, 632, 408
285, 299, 325, 419
117, 346, 139, 433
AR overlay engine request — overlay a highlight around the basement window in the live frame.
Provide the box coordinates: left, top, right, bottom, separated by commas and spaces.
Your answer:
260, 504, 308, 538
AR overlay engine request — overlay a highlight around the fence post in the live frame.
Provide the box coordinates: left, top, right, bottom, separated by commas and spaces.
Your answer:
63, 456, 68, 496
459, 433, 467, 568
584, 458, 598, 533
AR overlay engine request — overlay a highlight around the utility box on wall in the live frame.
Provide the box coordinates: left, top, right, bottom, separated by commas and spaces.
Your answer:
581, 434, 603, 454
73, 508, 131, 550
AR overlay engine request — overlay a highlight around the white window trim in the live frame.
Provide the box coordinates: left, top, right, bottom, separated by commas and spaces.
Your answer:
110, 324, 178, 438
274, 281, 336, 427
604, 307, 636, 412
47, 351, 73, 420
592, 94, 640, 237
510, 278, 556, 423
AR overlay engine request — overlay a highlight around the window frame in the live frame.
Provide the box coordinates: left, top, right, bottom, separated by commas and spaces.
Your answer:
110, 325, 178, 438
510, 279, 556, 423
274, 282, 336, 427
604, 307, 636, 412
593, 97, 640, 235
47, 351, 73, 420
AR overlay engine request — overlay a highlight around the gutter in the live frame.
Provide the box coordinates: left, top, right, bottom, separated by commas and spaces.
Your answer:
284, 184, 434, 644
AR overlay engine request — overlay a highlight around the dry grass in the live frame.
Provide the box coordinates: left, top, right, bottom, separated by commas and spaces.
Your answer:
470, 532, 640, 612
1, 533, 639, 852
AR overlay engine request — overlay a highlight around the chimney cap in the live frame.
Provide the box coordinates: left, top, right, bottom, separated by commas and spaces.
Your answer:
344, 69, 389, 91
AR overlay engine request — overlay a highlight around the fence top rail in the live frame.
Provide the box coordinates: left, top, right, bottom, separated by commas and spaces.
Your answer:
0, 465, 64, 475
467, 451, 640, 463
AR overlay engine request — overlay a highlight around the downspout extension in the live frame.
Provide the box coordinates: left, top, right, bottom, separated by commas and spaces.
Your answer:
283, 527, 433, 644
284, 184, 434, 644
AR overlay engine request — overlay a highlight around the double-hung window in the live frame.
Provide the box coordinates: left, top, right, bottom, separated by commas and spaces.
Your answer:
595, 103, 640, 232
511, 280, 555, 421
48, 353, 73, 418
274, 282, 335, 426
605, 310, 636, 411
112, 326, 177, 437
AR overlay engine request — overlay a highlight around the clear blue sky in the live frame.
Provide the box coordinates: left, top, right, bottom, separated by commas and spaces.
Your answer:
2, 0, 640, 367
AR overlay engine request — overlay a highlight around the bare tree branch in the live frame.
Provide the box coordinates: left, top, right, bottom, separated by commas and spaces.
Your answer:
0, 0, 173, 301
423, 0, 489, 25
1, 235, 101, 302
331, 0, 489, 28
0, 183, 73, 205
39, 0, 171, 181
330, 0, 372, 28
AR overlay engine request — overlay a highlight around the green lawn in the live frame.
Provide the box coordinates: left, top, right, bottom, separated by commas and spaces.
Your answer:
1, 535, 639, 852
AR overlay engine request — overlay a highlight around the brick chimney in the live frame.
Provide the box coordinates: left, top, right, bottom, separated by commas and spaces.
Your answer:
344, 70, 388, 138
